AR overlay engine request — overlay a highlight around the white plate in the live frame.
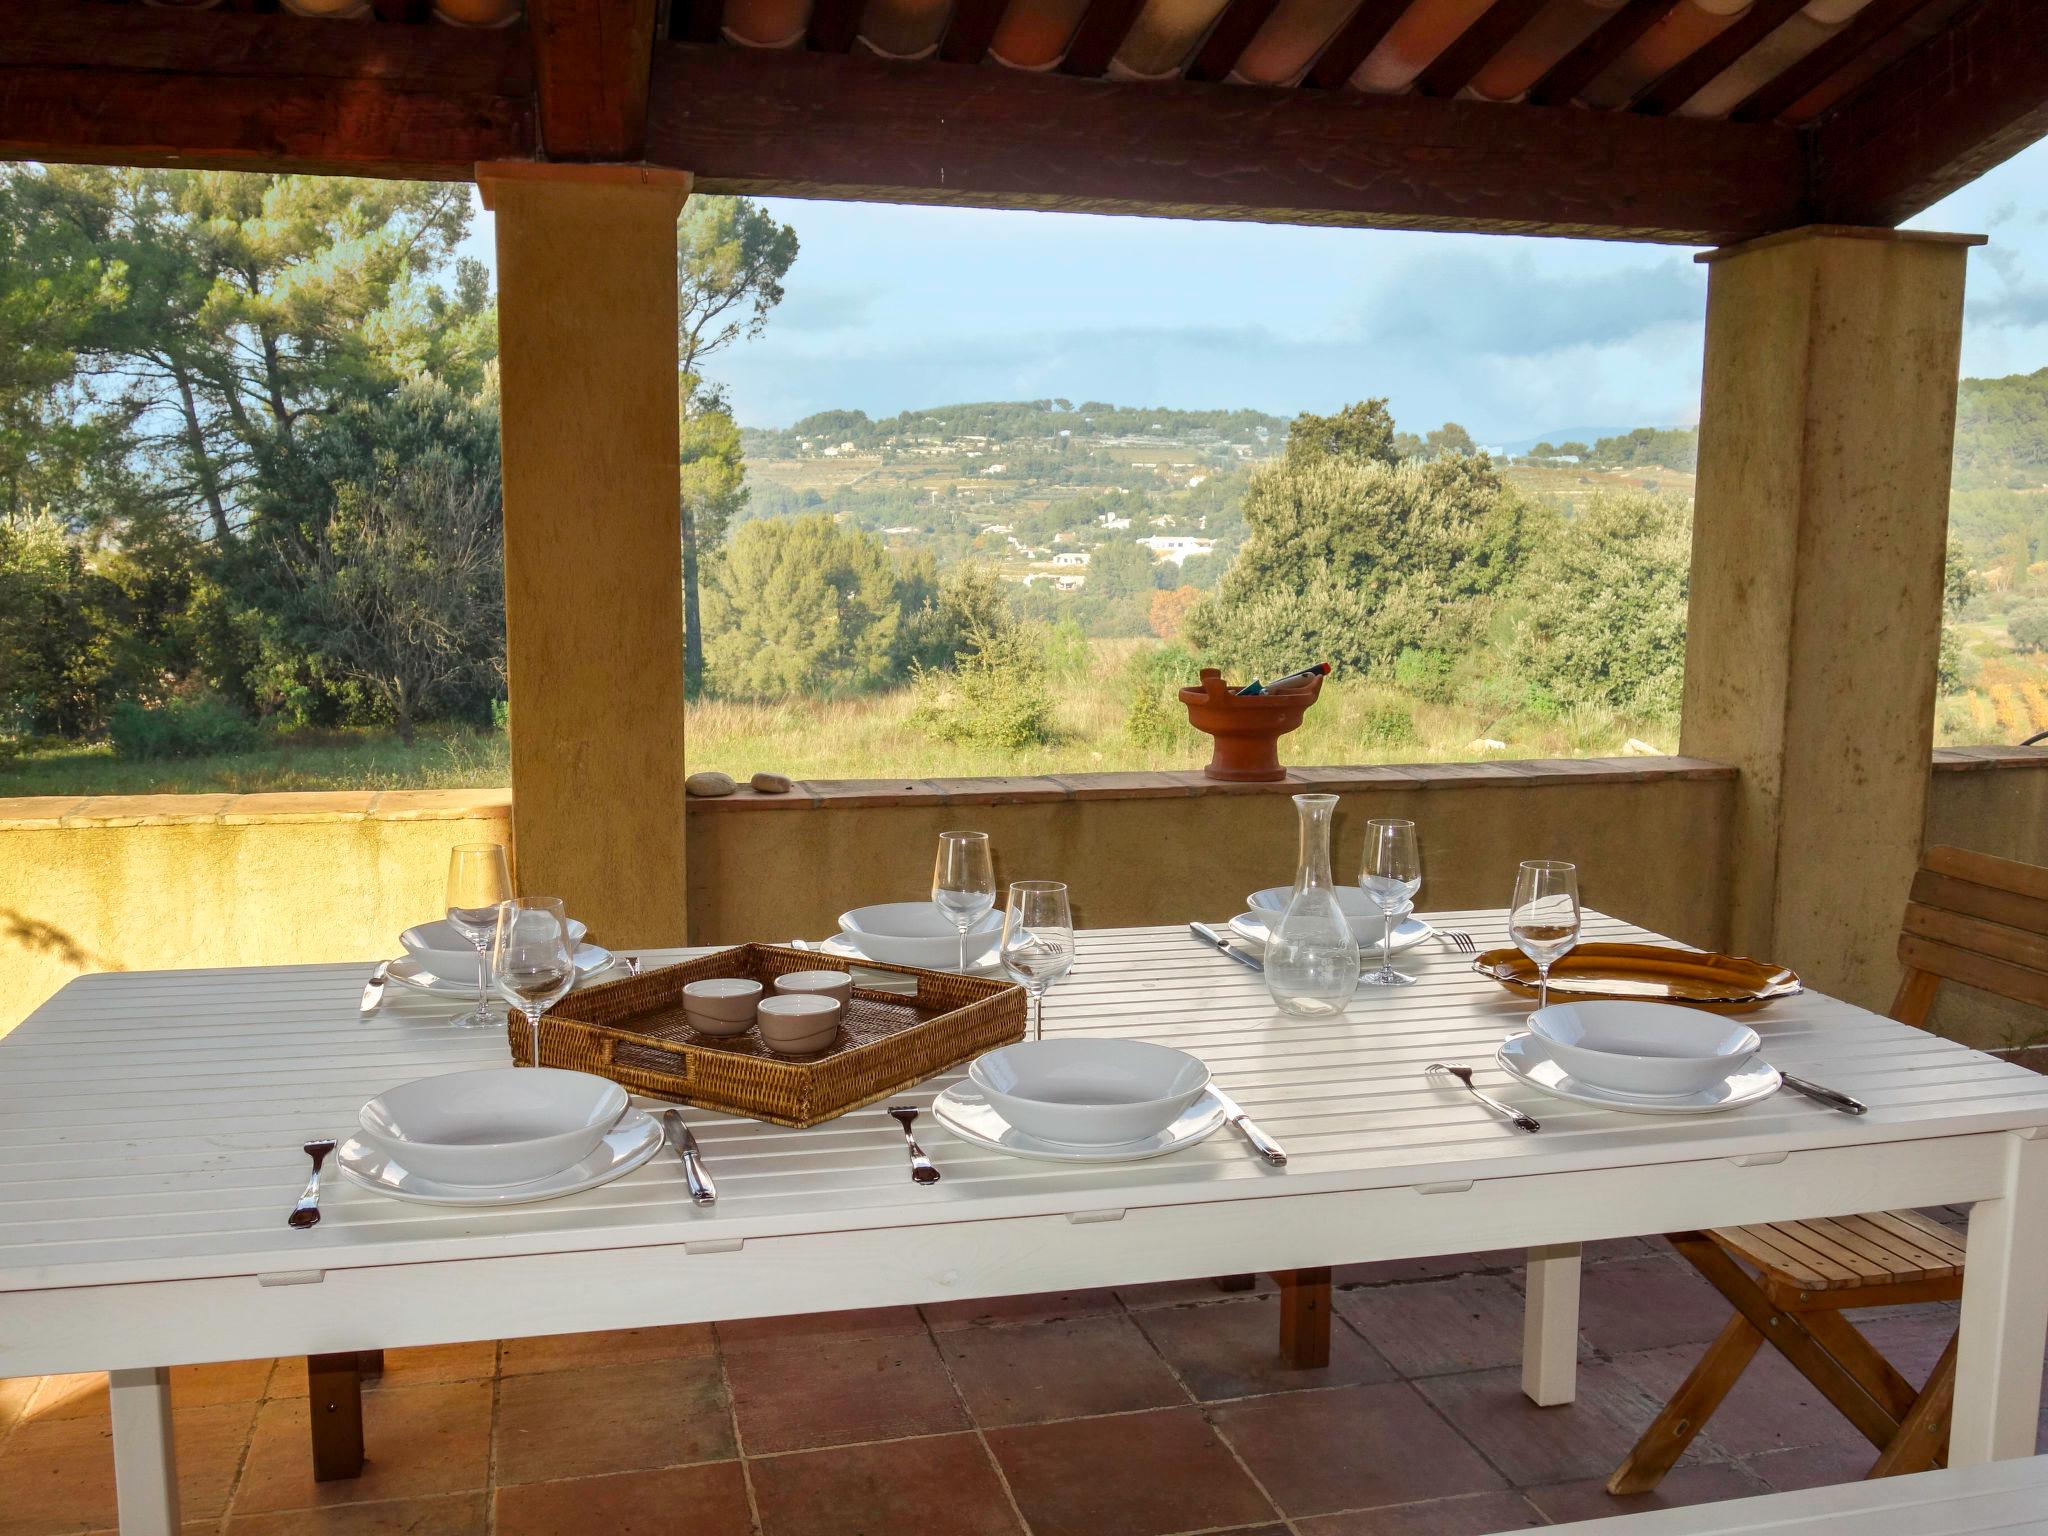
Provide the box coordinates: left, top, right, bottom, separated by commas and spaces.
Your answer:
932, 1083, 1227, 1162
337, 1108, 662, 1205
816, 934, 1005, 977
970, 1038, 1210, 1147
1228, 911, 1434, 955
359, 1067, 629, 1186
383, 947, 618, 997
1496, 1032, 1781, 1115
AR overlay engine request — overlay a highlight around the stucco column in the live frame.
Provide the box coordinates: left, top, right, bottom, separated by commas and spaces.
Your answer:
479, 164, 692, 947
1681, 225, 1980, 1009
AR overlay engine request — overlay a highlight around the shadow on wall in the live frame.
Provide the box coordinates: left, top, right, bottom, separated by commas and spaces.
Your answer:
1, 909, 122, 975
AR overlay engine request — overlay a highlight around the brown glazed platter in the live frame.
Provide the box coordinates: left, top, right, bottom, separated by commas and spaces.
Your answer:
1473, 942, 1803, 1014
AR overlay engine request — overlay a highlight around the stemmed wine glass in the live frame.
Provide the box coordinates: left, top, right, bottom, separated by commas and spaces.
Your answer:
1510, 860, 1581, 1010
1000, 881, 1075, 1042
492, 897, 575, 1066
1359, 819, 1421, 988
933, 831, 996, 972
445, 843, 513, 1029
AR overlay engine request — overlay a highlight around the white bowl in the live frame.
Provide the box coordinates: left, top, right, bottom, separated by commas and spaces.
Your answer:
838, 903, 1001, 968
1528, 1001, 1761, 1097
1248, 887, 1411, 947
401, 917, 589, 985
757, 993, 842, 1055
683, 978, 762, 1037
969, 1039, 1210, 1147
774, 969, 854, 1008
358, 1067, 628, 1187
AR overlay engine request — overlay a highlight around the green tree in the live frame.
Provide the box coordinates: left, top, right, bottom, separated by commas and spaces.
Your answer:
899, 561, 1012, 674
1938, 536, 1984, 694
1087, 539, 1158, 602
679, 388, 749, 695
909, 618, 1056, 751
1425, 422, 1476, 458
2011, 603, 2048, 654
1283, 398, 1399, 471
700, 515, 903, 698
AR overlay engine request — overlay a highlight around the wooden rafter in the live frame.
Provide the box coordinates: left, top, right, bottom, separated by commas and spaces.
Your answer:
1185, 0, 1282, 85
644, 41, 1806, 243
1525, 0, 1681, 108
1059, 0, 1148, 77
1812, 0, 2048, 226
1303, 0, 1409, 91
938, 0, 1008, 65
1630, 0, 1808, 115
0, 0, 532, 177
1414, 0, 1548, 99
369, 0, 429, 19
806, 0, 866, 53
673, 0, 724, 43
1729, 0, 1947, 124
526, 0, 659, 159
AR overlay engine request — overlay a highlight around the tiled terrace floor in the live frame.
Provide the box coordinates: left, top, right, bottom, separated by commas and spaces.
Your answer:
2, 1230, 2040, 1536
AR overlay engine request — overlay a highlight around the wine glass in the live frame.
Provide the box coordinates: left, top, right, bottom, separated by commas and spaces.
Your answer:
1358, 819, 1421, 988
1000, 881, 1075, 1042
492, 897, 575, 1066
445, 843, 513, 1029
1510, 860, 1581, 1010
933, 831, 996, 972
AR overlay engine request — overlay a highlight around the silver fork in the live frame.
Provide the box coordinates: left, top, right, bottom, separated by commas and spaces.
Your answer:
887, 1105, 941, 1185
1436, 929, 1477, 953
287, 1139, 337, 1229
1426, 1062, 1539, 1133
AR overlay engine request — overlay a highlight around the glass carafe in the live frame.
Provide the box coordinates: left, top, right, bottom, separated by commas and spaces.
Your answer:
1266, 793, 1360, 1018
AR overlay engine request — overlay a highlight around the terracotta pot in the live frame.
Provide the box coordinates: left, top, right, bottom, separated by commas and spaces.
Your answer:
1178, 667, 1323, 782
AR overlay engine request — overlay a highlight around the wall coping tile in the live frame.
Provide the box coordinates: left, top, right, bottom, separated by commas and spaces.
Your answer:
0, 796, 88, 830
1933, 745, 2048, 772
365, 789, 514, 821
60, 793, 239, 828
219, 791, 376, 825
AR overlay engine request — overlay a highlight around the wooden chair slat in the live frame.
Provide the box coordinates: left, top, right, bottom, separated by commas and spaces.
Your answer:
1802, 1216, 1939, 1282
1902, 904, 2048, 976
1896, 934, 2048, 1011
1771, 1219, 1892, 1281
1923, 844, 2048, 904
1830, 1212, 1964, 1278
1713, 1222, 1860, 1287
1862, 1209, 1966, 1268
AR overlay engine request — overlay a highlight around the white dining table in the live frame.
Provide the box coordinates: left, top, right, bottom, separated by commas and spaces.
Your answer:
4, 910, 2047, 1536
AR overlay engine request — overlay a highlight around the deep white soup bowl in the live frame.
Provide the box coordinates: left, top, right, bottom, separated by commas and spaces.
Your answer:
1247, 887, 1411, 947
358, 1067, 628, 1186
401, 917, 589, 986
838, 903, 1001, 967
1528, 1000, 1761, 1097
969, 1039, 1210, 1147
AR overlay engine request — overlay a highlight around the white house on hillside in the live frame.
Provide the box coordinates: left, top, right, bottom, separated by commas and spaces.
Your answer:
1137, 535, 1215, 566
1051, 551, 1091, 568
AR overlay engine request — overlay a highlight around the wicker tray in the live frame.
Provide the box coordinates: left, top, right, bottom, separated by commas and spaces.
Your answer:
1471, 942, 1802, 1014
506, 944, 1027, 1127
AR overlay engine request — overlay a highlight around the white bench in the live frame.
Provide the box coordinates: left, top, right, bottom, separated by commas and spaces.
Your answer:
1542, 1457, 2048, 1534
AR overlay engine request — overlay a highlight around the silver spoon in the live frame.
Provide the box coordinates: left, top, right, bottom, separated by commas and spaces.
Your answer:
288, 1139, 337, 1229
1425, 1062, 1540, 1133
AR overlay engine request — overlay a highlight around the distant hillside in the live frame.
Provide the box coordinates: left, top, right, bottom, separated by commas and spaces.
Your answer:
743, 399, 1290, 458
1954, 367, 2048, 490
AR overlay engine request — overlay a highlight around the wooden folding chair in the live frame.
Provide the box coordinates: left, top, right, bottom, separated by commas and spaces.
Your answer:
1609, 845, 2048, 1495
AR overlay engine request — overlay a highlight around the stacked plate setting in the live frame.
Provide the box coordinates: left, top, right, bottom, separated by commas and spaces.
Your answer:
1497, 1001, 1781, 1115
1231, 887, 1433, 957
933, 1039, 1229, 1162
820, 902, 1005, 975
337, 1068, 662, 1205
382, 918, 617, 999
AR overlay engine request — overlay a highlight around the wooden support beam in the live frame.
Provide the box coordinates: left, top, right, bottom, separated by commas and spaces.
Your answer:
1631, 0, 1808, 115
526, 0, 659, 158
1730, 0, 1948, 123
0, 0, 532, 177
1526, 0, 1681, 107
1185, 0, 1281, 85
673, 0, 724, 43
1415, 0, 1549, 99
1059, 0, 1148, 77
938, 0, 1007, 64
806, 0, 866, 53
1811, 0, 2048, 226
646, 41, 1807, 242
1303, 0, 1408, 91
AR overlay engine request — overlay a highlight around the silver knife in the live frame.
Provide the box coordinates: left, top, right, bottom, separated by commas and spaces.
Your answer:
663, 1109, 717, 1204
359, 962, 389, 1017
1779, 1072, 1867, 1115
1208, 1086, 1287, 1165
1190, 922, 1263, 973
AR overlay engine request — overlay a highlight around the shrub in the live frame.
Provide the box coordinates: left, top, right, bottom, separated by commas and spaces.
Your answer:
490, 697, 511, 733
1392, 646, 1455, 703
909, 620, 1056, 751
2011, 603, 2048, 654
108, 695, 261, 760
1358, 701, 1416, 749
1123, 644, 1200, 751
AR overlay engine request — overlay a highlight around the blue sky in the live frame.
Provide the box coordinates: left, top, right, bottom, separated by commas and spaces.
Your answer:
461, 139, 2048, 444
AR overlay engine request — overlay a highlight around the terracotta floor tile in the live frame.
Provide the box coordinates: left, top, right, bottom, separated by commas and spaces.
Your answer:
232, 1381, 492, 1513
1116, 1274, 1279, 1308
724, 1322, 966, 1454
173, 1402, 261, 1521
715, 1307, 926, 1346
0, 1415, 116, 1536
1294, 1491, 1546, 1534
224, 1493, 489, 1535
1413, 1361, 1686, 1488
1335, 1251, 1521, 1288
179, 1359, 278, 1407
1575, 1255, 1728, 1356
495, 1462, 752, 1536
1609, 1342, 1861, 1458
922, 1288, 1123, 1331
494, 1357, 733, 1485
1336, 1274, 1561, 1381
939, 1315, 1186, 1426
1210, 1382, 1504, 1518
1522, 1461, 1769, 1524
987, 1406, 1274, 1536
1740, 1440, 1877, 1492
21, 1374, 106, 1423
752, 1433, 1024, 1536
497, 1326, 713, 1376
1133, 1294, 1396, 1400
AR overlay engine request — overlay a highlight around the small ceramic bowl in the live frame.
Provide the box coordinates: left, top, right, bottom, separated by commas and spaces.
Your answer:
757, 993, 841, 1055
774, 969, 854, 1008
683, 978, 763, 1037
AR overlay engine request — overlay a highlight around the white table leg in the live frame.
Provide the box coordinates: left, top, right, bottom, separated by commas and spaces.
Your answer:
108, 1367, 180, 1536
1522, 1241, 1581, 1406
1952, 1130, 2048, 1465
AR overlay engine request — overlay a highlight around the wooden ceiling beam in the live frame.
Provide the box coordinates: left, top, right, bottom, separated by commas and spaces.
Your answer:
1730, 0, 1947, 124
1630, 0, 1807, 115
1525, 0, 1680, 107
673, 0, 724, 43
938, 0, 1007, 65
1303, 0, 1409, 92
1414, 0, 1548, 99
526, 0, 659, 158
1059, 0, 1148, 77
806, 0, 866, 53
1185, 0, 1281, 84
1812, 0, 2048, 226
645, 40, 1808, 243
0, 0, 532, 178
